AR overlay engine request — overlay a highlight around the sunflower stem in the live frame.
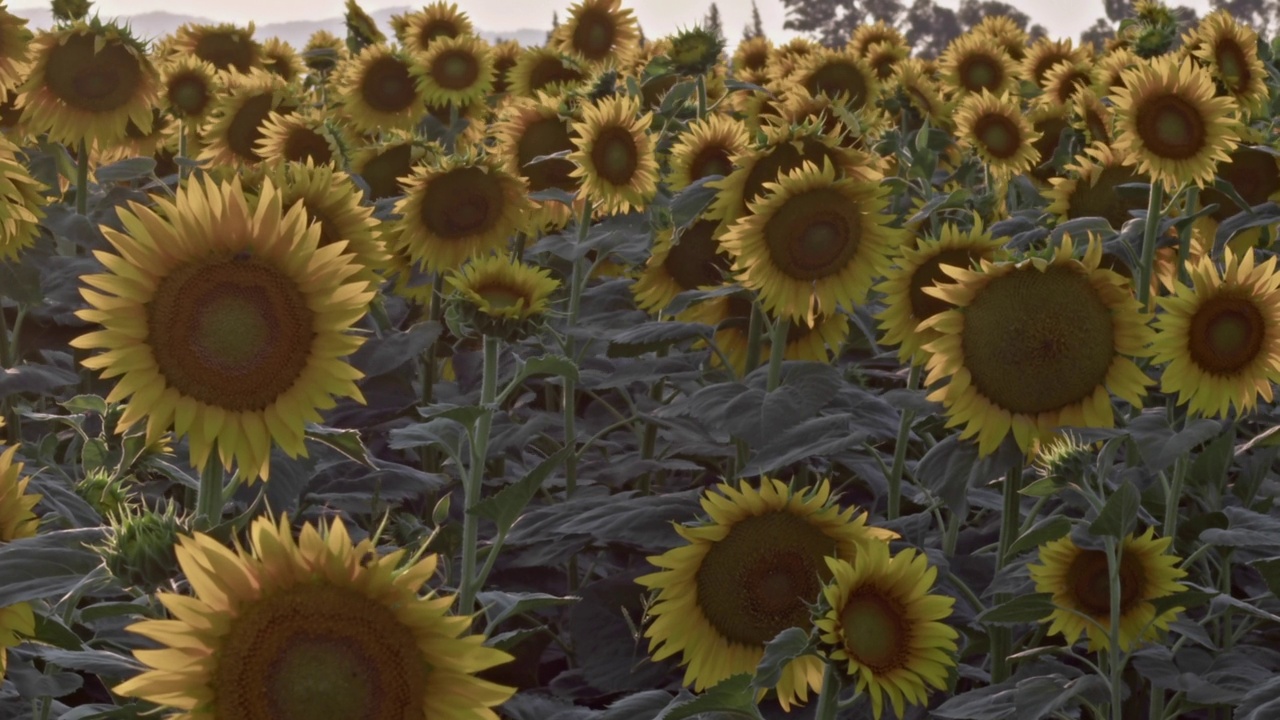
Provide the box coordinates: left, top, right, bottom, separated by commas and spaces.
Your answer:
887, 363, 922, 520
194, 461, 224, 531
1163, 455, 1188, 542
459, 333, 500, 614
765, 315, 788, 392
1106, 535, 1125, 720
991, 455, 1024, 683
744, 299, 764, 377
75, 139, 89, 222
695, 73, 708, 119
1176, 187, 1198, 286
1137, 181, 1166, 310
813, 660, 841, 720
563, 201, 593, 495
419, 274, 445, 471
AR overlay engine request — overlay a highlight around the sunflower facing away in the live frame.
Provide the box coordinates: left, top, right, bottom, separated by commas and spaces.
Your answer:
719, 159, 898, 327
174, 22, 262, 74
0, 134, 47, 261
334, 44, 427, 134
954, 91, 1042, 181
447, 254, 560, 335
349, 130, 424, 201
1029, 527, 1187, 652
1044, 142, 1150, 230
637, 479, 896, 710
875, 219, 1005, 366
0, 444, 39, 678
920, 235, 1154, 455
568, 94, 658, 216
1151, 249, 1280, 418
1191, 141, 1280, 254
18, 20, 159, 148
665, 114, 749, 193
71, 177, 373, 482
1111, 55, 1241, 190
817, 543, 959, 720
114, 515, 515, 719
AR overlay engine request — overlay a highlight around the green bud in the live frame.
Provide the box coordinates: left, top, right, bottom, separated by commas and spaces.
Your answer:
100, 505, 186, 592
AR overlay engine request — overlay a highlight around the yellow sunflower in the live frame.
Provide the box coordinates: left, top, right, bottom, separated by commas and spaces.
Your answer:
160, 56, 220, 121
954, 91, 1042, 181
865, 40, 909, 81
1094, 47, 1141, 95
921, 235, 1154, 455
414, 34, 494, 108
260, 37, 305, 84
398, 2, 475, 56
1021, 37, 1090, 89
197, 70, 293, 167
875, 219, 1005, 366
774, 88, 869, 146
850, 20, 907, 59
0, 135, 47, 261
71, 177, 372, 482
174, 22, 262, 74
633, 219, 732, 314
302, 29, 346, 75
1071, 87, 1113, 145
390, 154, 531, 273
552, 0, 640, 68
334, 44, 426, 134
17, 20, 159, 148
447, 254, 560, 324
256, 110, 345, 166
1044, 142, 1150, 230
0, 444, 39, 680
506, 46, 587, 99
719, 160, 898, 326
349, 130, 425, 201
970, 15, 1029, 61
490, 39, 520, 96
1042, 59, 1095, 106
0, 6, 31, 101
767, 37, 819, 85
568, 94, 658, 215
1185, 10, 1269, 118
1027, 99, 1072, 184
637, 479, 896, 710
490, 94, 580, 229
665, 114, 749, 193
1192, 143, 1280, 253
894, 58, 952, 127
939, 34, 1018, 98
114, 515, 514, 718
789, 49, 880, 112
817, 544, 959, 720
1029, 528, 1187, 652
1151, 249, 1280, 418
731, 35, 772, 86
1111, 55, 1241, 190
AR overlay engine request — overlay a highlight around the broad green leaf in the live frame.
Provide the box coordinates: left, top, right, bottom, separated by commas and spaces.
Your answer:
752, 627, 813, 691
305, 424, 376, 467
469, 447, 572, 528
655, 674, 763, 720
976, 593, 1054, 625
1007, 516, 1072, 557
1088, 479, 1140, 539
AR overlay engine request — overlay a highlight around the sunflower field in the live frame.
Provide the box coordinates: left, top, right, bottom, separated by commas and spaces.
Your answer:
3, 0, 1280, 717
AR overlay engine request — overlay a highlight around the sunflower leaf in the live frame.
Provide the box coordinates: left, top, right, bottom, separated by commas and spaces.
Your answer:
0, 529, 108, 607
752, 627, 814, 692
975, 593, 1055, 625
469, 446, 572, 528
94, 157, 156, 184
1088, 479, 1140, 539
1007, 516, 1073, 557
304, 424, 376, 468
654, 673, 763, 720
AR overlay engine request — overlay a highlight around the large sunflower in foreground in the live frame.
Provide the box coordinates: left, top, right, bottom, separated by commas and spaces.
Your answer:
1029, 528, 1186, 652
390, 154, 531, 273
0, 135, 47, 261
1111, 56, 1241, 190
569, 94, 658, 216
114, 515, 514, 719
0, 444, 39, 678
875, 219, 1005, 366
817, 544, 958, 720
920, 235, 1154, 455
334, 45, 426, 134
954, 91, 1042, 181
720, 160, 898, 326
1151, 249, 1280, 418
637, 479, 896, 710
17, 20, 159, 148
71, 177, 372, 482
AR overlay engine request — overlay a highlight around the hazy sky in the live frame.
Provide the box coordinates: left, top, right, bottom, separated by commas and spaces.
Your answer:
36, 0, 1215, 43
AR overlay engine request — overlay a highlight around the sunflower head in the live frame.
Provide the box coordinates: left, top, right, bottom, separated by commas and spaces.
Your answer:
1022, 37, 1089, 89
1072, 87, 1113, 145
970, 15, 1029, 60
261, 37, 305, 83
553, 0, 640, 68
0, 7, 32, 101
633, 219, 732, 314
865, 40, 908, 81
1044, 142, 1149, 230
413, 34, 494, 108
490, 39, 520, 95
0, 444, 40, 543
1030, 528, 1187, 652
350, 130, 426, 201
51, 0, 92, 24
791, 49, 879, 112
490, 93, 579, 229
1185, 10, 1269, 118
568, 93, 659, 215
114, 514, 515, 718
817, 545, 959, 720
939, 33, 1017, 98
0, 135, 48, 261
506, 46, 587, 98
446, 254, 560, 339
197, 69, 293, 166
343, 0, 386, 53
638, 479, 896, 709
1042, 58, 1095, 106
850, 20, 907, 59
175, 21, 262, 74
256, 110, 346, 166
334, 44, 426, 134
954, 91, 1043, 181
666, 114, 749, 193
399, 2, 475, 55
731, 36, 772, 85
666, 25, 725, 76
893, 58, 952, 127
160, 55, 219, 120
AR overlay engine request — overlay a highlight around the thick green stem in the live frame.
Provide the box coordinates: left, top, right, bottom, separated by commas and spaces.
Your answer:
743, 300, 764, 377
695, 73, 708, 119
765, 315, 789, 392
1137, 182, 1166, 310
813, 661, 841, 720
458, 334, 499, 614
1106, 536, 1125, 720
75, 139, 89, 219
1176, 187, 1198, 286
195, 461, 224, 530
887, 364, 922, 520
1164, 456, 1188, 541
991, 456, 1024, 683
563, 202, 592, 495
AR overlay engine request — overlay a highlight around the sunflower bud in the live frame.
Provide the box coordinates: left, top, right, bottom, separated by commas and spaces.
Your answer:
75, 468, 131, 518
100, 504, 186, 592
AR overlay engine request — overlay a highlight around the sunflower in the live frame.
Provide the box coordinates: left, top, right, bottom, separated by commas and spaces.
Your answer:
637, 479, 896, 710
0, 135, 47, 261
894, 58, 951, 127
96, 108, 177, 169
774, 88, 869, 146
490, 39, 520, 96
865, 41, 908, 81
302, 29, 346, 75
71, 177, 372, 482
344, 0, 386, 52
1029, 528, 1187, 652
1072, 87, 1113, 145
260, 37, 305, 84
0, 444, 39, 680
1042, 59, 1094, 106
1022, 37, 1089, 89
0, 7, 31, 101
720, 160, 898, 326
817, 544, 958, 720
1044, 142, 1149, 230
768, 37, 819, 84
1094, 47, 1141, 95
174, 22, 262, 74
1027, 100, 1072, 184
1111, 56, 1241, 190
1185, 10, 1269, 118
256, 110, 345, 166
17, 20, 159, 148
391, 154, 531, 273
939, 34, 1018, 98
552, 0, 640, 68
875, 219, 1005, 366
790, 49, 879, 112
414, 34, 494, 108
633, 219, 732, 314
198, 70, 293, 166
447, 254, 559, 325
954, 91, 1042, 181
970, 15, 1029, 61
114, 515, 514, 718
1151, 249, 1280, 418
731, 36, 772, 86
160, 56, 220, 121
490, 94, 579, 228
399, 2, 474, 56
506, 46, 587, 98
1192, 143, 1280, 253
850, 20, 907, 59
265, 160, 390, 293
665, 115, 748, 193
350, 130, 426, 201
568, 94, 658, 215
920, 235, 1154, 455
334, 44, 426, 134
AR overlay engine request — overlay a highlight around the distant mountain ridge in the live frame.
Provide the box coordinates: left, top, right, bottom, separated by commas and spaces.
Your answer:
8, 5, 548, 49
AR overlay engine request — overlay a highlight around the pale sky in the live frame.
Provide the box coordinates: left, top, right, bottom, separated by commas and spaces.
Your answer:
21, 0, 1216, 44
